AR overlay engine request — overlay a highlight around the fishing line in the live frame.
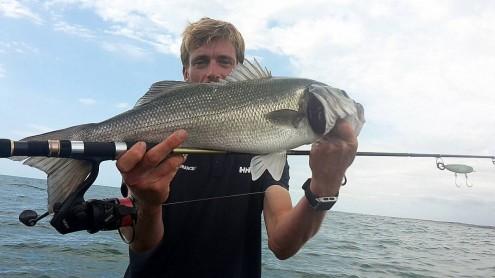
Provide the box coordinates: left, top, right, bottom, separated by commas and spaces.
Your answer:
162, 175, 349, 206
162, 191, 266, 206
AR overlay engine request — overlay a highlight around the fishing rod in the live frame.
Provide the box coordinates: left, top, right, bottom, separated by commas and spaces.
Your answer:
2, 139, 493, 236
3, 138, 493, 188
2, 138, 493, 189
1, 138, 494, 184
1, 139, 494, 160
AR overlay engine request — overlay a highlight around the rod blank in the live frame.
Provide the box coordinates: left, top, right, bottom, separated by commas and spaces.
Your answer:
1, 139, 494, 160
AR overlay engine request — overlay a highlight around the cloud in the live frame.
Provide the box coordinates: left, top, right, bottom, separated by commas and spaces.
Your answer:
45, 0, 185, 55
0, 0, 43, 24
101, 41, 149, 59
11, 123, 54, 139
27, 123, 53, 133
38, 2, 495, 153
0, 64, 5, 78
53, 21, 95, 38
232, 1, 495, 155
78, 98, 96, 105
116, 102, 130, 109
41, 0, 495, 175
0, 41, 39, 54
336, 154, 495, 223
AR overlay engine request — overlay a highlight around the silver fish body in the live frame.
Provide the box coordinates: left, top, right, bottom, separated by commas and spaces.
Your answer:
73, 78, 321, 153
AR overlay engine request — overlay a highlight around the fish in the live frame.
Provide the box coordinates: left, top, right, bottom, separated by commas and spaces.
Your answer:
10, 59, 365, 212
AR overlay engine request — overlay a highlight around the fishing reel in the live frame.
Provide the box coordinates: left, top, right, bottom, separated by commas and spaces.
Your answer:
20, 198, 136, 234
19, 160, 137, 234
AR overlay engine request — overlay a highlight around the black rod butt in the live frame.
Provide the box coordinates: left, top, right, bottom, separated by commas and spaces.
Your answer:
0, 139, 12, 158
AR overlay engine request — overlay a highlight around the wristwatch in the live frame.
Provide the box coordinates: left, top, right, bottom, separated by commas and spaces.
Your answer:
302, 178, 338, 211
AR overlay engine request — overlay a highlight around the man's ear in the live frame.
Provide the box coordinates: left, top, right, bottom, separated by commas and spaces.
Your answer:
182, 66, 189, 81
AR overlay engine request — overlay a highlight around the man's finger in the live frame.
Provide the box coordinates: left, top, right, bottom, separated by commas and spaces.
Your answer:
153, 154, 186, 179
116, 141, 146, 173
140, 130, 188, 169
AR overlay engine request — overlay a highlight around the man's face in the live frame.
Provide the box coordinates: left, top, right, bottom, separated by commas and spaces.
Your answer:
183, 39, 237, 83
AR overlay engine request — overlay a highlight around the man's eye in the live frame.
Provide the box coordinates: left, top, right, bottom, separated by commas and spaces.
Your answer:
193, 60, 208, 66
219, 59, 234, 66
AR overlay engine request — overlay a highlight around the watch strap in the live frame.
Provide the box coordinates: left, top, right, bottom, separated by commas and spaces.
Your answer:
302, 178, 338, 211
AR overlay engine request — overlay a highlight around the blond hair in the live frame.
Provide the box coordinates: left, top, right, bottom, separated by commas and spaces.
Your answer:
180, 17, 245, 66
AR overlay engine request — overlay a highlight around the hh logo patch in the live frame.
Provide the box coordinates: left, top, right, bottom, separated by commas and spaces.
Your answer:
180, 165, 197, 171
239, 166, 251, 174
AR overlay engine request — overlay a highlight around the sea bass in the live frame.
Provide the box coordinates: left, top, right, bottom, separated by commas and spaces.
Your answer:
13, 59, 365, 211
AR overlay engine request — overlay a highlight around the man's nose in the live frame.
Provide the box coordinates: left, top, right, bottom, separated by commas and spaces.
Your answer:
206, 62, 221, 82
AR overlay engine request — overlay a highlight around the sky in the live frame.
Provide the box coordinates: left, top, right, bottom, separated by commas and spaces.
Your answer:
0, 0, 494, 226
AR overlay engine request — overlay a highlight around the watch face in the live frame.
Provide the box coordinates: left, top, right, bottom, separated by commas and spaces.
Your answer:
317, 197, 338, 202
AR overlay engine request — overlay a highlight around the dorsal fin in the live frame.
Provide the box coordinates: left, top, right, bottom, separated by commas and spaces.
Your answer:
134, 81, 189, 107
222, 58, 272, 83
135, 58, 271, 106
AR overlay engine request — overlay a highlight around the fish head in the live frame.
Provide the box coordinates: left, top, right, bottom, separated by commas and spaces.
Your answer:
305, 83, 365, 136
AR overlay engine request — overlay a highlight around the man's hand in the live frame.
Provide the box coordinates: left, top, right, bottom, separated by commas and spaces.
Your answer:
116, 130, 188, 209
309, 120, 358, 196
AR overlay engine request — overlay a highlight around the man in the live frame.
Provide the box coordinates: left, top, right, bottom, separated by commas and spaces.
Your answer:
119, 17, 357, 277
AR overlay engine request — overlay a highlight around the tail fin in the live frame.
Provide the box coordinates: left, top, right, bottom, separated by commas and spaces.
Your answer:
23, 157, 92, 212
9, 123, 96, 212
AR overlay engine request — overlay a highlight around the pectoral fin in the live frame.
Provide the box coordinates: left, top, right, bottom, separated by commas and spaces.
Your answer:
250, 152, 287, 181
266, 109, 304, 128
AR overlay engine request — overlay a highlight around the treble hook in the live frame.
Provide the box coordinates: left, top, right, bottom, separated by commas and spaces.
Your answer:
465, 174, 473, 187
454, 173, 473, 188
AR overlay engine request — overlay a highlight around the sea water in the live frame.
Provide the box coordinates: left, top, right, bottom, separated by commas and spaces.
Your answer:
0, 175, 493, 278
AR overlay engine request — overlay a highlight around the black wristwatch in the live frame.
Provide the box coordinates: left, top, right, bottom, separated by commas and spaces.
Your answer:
302, 178, 338, 211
